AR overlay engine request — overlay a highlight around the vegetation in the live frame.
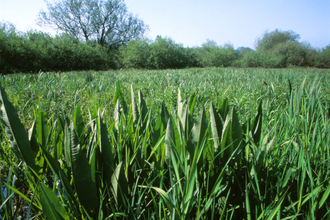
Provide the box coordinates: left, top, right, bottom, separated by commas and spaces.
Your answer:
37, 0, 148, 49
0, 67, 330, 219
1, 22, 329, 74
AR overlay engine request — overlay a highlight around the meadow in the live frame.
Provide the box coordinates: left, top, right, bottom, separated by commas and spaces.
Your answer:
0, 67, 330, 219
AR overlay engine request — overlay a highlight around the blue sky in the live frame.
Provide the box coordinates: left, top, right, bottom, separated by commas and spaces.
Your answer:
1, 0, 329, 49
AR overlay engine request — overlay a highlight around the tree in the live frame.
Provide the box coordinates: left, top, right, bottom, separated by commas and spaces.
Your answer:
37, 0, 148, 49
197, 41, 238, 67
255, 29, 300, 51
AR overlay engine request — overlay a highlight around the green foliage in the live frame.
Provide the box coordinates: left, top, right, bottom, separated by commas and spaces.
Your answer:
1, 68, 330, 219
235, 50, 284, 68
0, 23, 116, 73
119, 38, 151, 68
0, 22, 329, 71
196, 40, 239, 67
119, 36, 195, 69
37, 0, 147, 49
255, 29, 300, 51
315, 45, 330, 68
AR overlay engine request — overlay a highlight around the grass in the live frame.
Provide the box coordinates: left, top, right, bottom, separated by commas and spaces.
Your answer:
0, 67, 330, 219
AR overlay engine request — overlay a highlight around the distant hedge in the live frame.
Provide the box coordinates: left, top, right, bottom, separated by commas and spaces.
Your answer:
0, 22, 329, 73
0, 23, 117, 73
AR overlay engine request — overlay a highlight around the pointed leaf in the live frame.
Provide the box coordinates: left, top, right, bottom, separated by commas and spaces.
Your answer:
63, 117, 71, 168
219, 98, 229, 121
36, 111, 49, 148
98, 109, 114, 189
111, 162, 128, 208
188, 107, 207, 159
73, 106, 85, 145
251, 101, 262, 144
113, 82, 127, 115
71, 123, 99, 212
187, 92, 197, 116
28, 121, 39, 153
0, 86, 38, 172
131, 84, 139, 125
38, 183, 69, 220
165, 118, 174, 160
114, 99, 121, 131
209, 102, 222, 152
138, 89, 148, 127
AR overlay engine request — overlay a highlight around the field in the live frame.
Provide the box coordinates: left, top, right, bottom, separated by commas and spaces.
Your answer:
1, 67, 330, 219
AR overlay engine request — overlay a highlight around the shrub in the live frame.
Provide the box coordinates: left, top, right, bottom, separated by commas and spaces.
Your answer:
196, 40, 238, 67
148, 36, 190, 69
119, 36, 193, 69
315, 45, 330, 68
119, 39, 151, 69
0, 22, 116, 73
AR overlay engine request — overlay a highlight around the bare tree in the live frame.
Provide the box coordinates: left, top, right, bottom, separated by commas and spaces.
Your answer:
37, 0, 148, 49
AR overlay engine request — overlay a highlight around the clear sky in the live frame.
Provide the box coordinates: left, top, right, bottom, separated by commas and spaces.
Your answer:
1, 0, 329, 49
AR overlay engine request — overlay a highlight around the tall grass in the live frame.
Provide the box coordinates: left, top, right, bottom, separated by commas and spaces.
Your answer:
0, 67, 330, 219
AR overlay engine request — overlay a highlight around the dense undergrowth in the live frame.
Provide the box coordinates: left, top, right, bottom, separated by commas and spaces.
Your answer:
1, 22, 329, 74
0, 68, 330, 219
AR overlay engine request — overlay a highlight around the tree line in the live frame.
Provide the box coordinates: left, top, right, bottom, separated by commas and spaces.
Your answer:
1, 22, 329, 74
1, 0, 329, 73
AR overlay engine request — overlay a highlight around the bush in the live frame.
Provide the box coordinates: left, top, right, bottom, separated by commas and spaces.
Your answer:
119, 39, 151, 69
196, 40, 238, 67
0, 22, 116, 74
148, 36, 190, 69
315, 45, 330, 68
119, 36, 194, 69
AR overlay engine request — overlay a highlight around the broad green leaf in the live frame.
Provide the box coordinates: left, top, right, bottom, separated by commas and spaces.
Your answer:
114, 99, 121, 131
131, 84, 139, 125
39, 144, 77, 210
71, 123, 99, 212
187, 107, 207, 160
138, 89, 148, 127
219, 98, 229, 121
151, 187, 176, 215
73, 106, 85, 145
89, 143, 101, 189
187, 92, 197, 117
111, 162, 128, 208
296, 78, 306, 112
36, 111, 49, 148
177, 88, 186, 126
98, 109, 114, 189
165, 117, 174, 160
209, 102, 222, 152
251, 101, 262, 145
177, 88, 193, 139
160, 102, 170, 128
63, 117, 71, 168
0, 86, 38, 172
38, 183, 69, 220
220, 108, 233, 161
220, 107, 244, 163
28, 120, 39, 153
184, 127, 207, 215
113, 81, 127, 115
319, 183, 330, 208
231, 107, 243, 162
281, 167, 292, 189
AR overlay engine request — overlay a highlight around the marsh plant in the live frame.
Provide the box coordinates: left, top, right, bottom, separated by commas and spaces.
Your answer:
0, 68, 330, 219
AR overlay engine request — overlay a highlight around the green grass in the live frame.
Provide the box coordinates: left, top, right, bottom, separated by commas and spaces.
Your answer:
0, 67, 330, 219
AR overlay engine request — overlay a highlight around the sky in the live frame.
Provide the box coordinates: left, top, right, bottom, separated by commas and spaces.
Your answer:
0, 0, 329, 49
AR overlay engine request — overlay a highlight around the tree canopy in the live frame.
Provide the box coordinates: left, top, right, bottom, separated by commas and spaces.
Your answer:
37, 0, 148, 49
255, 29, 300, 51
